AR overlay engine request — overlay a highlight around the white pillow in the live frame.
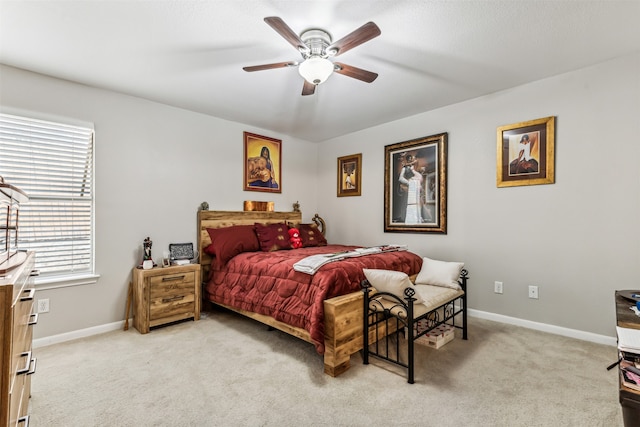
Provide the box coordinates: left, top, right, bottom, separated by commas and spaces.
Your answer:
414, 257, 464, 290
363, 269, 423, 303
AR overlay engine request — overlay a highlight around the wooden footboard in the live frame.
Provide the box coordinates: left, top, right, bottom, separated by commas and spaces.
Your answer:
323, 291, 364, 376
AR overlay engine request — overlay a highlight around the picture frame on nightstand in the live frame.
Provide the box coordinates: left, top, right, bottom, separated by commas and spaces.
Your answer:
169, 242, 194, 261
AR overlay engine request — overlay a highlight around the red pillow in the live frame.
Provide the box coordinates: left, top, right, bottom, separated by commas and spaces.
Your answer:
254, 223, 291, 252
298, 223, 327, 247
206, 225, 260, 266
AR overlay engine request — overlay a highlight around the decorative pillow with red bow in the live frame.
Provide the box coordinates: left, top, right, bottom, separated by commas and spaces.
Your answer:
288, 227, 303, 249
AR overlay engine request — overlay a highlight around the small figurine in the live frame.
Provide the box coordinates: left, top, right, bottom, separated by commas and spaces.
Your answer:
292, 201, 300, 212
143, 237, 152, 261
199, 201, 209, 211
288, 228, 302, 249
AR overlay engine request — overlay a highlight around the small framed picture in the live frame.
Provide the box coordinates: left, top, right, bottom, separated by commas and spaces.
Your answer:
337, 153, 362, 197
162, 258, 170, 268
496, 116, 555, 188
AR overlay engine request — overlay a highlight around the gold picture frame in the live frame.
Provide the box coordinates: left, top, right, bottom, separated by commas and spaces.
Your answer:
244, 132, 282, 193
384, 133, 447, 234
496, 116, 555, 188
337, 153, 362, 197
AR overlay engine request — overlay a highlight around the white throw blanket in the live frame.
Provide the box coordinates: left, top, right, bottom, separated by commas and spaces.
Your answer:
293, 245, 408, 275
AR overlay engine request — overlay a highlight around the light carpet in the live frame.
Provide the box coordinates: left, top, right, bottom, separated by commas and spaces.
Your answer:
29, 310, 623, 426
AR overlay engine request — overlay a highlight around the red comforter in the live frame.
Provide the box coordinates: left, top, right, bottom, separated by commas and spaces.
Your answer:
205, 245, 423, 354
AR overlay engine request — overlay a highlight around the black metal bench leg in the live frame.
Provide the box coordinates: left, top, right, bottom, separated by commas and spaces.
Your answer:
408, 334, 415, 384
462, 294, 468, 340
362, 287, 370, 365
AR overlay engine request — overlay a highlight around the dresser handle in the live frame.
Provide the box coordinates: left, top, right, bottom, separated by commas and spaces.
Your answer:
162, 295, 185, 303
20, 288, 35, 301
16, 351, 31, 375
17, 415, 29, 426
27, 357, 37, 375
30, 269, 40, 277
28, 312, 38, 325
162, 275, 185, 282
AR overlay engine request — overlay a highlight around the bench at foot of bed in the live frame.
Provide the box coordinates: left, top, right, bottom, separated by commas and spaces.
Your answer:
361, 269, 469, 384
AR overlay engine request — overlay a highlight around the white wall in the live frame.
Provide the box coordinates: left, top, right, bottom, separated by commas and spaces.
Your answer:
0, 65, 319, 339
317, 53, 640, 337
2, 52, 638, 341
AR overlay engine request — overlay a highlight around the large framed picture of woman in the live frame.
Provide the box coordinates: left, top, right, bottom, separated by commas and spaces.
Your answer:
384, 133, 447, 234
244, 132, 282, 193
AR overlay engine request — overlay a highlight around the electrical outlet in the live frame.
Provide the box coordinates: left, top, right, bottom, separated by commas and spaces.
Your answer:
37, 298, 50, 313
494, 281, 503, 294
528, 286, 539, 299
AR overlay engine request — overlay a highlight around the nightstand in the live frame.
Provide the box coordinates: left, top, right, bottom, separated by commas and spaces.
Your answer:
131, 263, 201, 334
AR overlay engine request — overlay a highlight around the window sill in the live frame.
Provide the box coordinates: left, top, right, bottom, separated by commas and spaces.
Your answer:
35, 273, 101, 290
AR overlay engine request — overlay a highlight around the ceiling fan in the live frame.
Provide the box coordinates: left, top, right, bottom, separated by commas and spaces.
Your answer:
243, 17, 381, 96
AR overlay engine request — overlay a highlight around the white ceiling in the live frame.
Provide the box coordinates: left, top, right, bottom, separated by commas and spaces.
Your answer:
1, 1, 639, 142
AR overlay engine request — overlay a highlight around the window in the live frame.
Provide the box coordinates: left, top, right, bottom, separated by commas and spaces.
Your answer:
0, 113, 95, 280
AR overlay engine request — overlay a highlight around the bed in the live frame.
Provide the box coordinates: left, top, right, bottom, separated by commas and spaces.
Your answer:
197, 209, 423, 376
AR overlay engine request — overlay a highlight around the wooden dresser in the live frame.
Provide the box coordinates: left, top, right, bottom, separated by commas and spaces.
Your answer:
132, 263, 201, 334
0, 252, 37, 427
616, 291, 640, 427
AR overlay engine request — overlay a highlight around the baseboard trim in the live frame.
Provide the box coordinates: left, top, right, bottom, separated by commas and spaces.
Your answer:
33, 319, 130, 349
469, 309, 617, 347
33, 312, 617, 349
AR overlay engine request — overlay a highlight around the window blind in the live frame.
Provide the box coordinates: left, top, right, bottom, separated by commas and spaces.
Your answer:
0, 113, 94, 277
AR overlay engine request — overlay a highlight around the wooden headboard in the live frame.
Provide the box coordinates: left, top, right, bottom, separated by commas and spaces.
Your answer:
197, 210, 302, 281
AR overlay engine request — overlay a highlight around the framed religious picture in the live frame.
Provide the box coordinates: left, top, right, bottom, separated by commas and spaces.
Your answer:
496, 116, 555, 188
244, 131, 282, 193
384, 133, 447, 234
337, 153, 362, 197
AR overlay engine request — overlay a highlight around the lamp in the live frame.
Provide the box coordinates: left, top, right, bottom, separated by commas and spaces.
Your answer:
298, 56, 334, 85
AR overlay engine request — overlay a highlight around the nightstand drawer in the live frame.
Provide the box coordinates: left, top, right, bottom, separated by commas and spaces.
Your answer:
149, 292, 195, 321
149, 272, 195, 297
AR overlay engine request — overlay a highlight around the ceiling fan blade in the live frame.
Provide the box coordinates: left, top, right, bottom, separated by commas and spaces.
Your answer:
301, 80, 316, 96
243, 61, 297, 72
264, 17, 307, 53
327, 22, 381, 57
334, 62, 378, 83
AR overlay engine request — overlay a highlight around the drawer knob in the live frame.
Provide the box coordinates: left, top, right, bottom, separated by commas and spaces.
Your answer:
28, 312, 38, 326
20, 288, 35, 301
162, 295, 185, 303
162, 275, 185, 282
27, 357, 37, 375
16, 350, 31, 375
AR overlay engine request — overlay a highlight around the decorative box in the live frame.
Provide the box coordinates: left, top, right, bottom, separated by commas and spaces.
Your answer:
412, 322, 455, 349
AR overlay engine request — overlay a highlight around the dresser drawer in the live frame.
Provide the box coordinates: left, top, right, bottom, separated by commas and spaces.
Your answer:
13, 290, 35, 350
9, 370, 26, 427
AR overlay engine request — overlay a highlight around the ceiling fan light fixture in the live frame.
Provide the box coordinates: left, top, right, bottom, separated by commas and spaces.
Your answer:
298, 57, 334, 85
